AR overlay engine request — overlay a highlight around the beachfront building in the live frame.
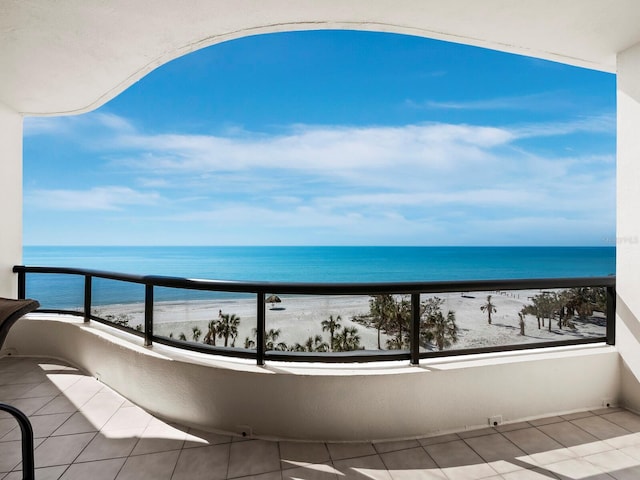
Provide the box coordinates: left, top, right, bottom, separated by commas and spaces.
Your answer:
2, 1, 640, 476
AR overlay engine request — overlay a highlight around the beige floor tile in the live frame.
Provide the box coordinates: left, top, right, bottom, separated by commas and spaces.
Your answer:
20, 381, 64, 399
418, 433, 460, 447
607, 465, 640, 480
568, 439, 615, 457
380, 447, 446, 479
75, 430, 140, 462
560, 411, 594, 421
2, 412, 71, 440
458, 427, 496, 439
332, 454, 392, 480
464, 433, 526, 474
0, 383, 42, 401
281, 463, 339, 480
619, 443, 640, 461
183, 427, 232, 448
52, 411, 100, 436
591, 407, 624, 416
327, 442, 376, 460
528, 417, 564, 427
61, 458, 126, 480
603, 432, 640, 449
76, 393, 124, 429
0, 440, 23, 473
169, 443, 230, 480
495, 422, 532, 433
115, 449, 180, 480
44, 373, 83, 393
234, 472, 283, 480
34, 432, 96, 468
34, 395, 79, 416
2, 465, 68, 480
537, 420, 599, 447
424, 440, 498, 480
583, 449, 640, 473
227, 440, 281, 478
0, 418, 18, 440
502, 428, 564, 455
279, 441, 331, 469
501, 468, 560, 479
602, 411, 640, 433
545, 458, 611, 479
101, 406, 153, 433
0, 396, 57, 419
373, 439, 421, 454
129, 419, 187, 456
59, 377, 103, 407
571, 416, 630, 441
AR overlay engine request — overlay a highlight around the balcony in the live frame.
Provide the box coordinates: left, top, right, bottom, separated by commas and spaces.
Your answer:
0, 266, 621, 445
2, 356, 640, 479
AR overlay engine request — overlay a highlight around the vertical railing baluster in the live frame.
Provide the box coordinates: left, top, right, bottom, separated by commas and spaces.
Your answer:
410, 293, 420, 365
257, 292, 265, 366
84, 275, 92, 323
606, 284, 616, 345
144, 284, 154, 347
17, 269, 26, 300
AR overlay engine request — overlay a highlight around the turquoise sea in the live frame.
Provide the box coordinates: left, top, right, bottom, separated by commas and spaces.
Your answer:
22, 246, 616, 308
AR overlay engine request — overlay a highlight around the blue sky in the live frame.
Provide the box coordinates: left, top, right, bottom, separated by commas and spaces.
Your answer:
23, 30, 616, 246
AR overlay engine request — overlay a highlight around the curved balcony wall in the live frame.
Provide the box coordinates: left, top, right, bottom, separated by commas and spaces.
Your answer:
3, 314, 620, 441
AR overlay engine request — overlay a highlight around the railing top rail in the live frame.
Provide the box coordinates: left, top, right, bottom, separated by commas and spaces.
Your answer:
13, 265, 615, 295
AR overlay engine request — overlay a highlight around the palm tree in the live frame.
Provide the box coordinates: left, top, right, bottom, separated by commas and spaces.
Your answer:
531, 292, 561, 331
368, 295, 395, 349
293, 334, 329, 352
334, 326, 361, 352
321, 315, 342, 351
243, 328, 288, 351
422, 298, 458, 350
203, 319, 218, 345
191, 326, 202, 342
217, 313, 241, 347
178, 332, 187, 341
521, 304, 540, 329
480, 295, 497, 324
265, 328, 288, 351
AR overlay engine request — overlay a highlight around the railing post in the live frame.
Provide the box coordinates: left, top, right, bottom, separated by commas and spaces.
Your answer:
144, 284, 154, 347
84, 275, 92, 323
410, 293, 421, 365
17, 269, 26, 300
606, 285, 616, 345
256, 292, 265, 366
0, 403, 34, 480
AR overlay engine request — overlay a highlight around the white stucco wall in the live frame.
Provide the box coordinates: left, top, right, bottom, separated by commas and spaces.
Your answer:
3, 316, 621, 441
616, 41, 640, 410
0, 103, 22, 298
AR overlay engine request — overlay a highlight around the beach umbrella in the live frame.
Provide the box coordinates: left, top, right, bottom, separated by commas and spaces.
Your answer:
265, 295, 282, 309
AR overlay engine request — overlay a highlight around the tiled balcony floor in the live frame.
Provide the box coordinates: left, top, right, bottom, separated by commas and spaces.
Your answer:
2, 357, 640, 480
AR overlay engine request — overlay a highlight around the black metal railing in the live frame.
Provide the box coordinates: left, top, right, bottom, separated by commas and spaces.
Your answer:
13, 265, 615, 365
0, 402, 35, 480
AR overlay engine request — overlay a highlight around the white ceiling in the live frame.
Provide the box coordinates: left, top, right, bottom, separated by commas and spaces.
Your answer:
2, 0, 639, 116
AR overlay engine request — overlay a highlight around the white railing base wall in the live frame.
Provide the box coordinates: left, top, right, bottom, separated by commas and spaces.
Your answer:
2, 314, 622, 442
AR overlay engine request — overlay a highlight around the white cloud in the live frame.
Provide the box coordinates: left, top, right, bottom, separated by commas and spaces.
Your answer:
26, 186, 161, 211
513, 114, 615, 138
23, 112, 615, 245
414, 92, 575, 112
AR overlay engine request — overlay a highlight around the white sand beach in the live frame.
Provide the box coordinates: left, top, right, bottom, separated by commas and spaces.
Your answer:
98, 289, 607, 352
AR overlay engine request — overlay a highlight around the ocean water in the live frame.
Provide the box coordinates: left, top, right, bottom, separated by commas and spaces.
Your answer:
22, 246, 615, 308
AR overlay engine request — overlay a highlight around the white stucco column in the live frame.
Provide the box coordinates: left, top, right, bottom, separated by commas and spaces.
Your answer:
616, 42, 640, 408
0, 102, 23, 298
